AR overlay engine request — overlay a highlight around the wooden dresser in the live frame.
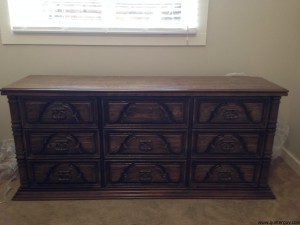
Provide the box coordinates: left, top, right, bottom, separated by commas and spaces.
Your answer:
1, 75, 288, 200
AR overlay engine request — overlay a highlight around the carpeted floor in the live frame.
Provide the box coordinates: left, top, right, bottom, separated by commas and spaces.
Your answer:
0, 158, 299, 225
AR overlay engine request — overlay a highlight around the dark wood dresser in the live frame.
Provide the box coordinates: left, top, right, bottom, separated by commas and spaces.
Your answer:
1, 75, 288, 200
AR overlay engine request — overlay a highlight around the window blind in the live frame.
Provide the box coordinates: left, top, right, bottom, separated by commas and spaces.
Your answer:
8, 0, 199, 34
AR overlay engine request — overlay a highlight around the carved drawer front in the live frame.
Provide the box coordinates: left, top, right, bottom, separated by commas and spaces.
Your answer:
191, 161, 260, 186
105, 130, 187, 157
29, 161, 100, 188
194, 97, 269, 128
103, 98, 188, 127
192, 131, 264, 157
23, 97, 97, 126
26, 131, 99, 157
106, 161, 185, 187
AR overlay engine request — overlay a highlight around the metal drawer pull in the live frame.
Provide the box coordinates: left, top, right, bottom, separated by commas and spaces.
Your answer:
54, 139, 69, 151
222, 109, 240, 120
139, 170, 153, 182
218, 172, 233, 182
57, 169, 72, 182
52, 109, 67, 120
139, 140, 153, 152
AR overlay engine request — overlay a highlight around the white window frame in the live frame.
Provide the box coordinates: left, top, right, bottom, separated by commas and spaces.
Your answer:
0, 0, 209, 46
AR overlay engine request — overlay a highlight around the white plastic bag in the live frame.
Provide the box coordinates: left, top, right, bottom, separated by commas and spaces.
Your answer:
0, 139, 17, 203
0, 139, 17, 182
272, 122, 289, 159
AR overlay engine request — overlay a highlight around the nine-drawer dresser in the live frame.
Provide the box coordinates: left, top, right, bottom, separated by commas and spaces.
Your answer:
1, 75, 288, 200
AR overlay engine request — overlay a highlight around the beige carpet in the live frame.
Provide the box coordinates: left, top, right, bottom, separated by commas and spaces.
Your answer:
0, 158, 299, 225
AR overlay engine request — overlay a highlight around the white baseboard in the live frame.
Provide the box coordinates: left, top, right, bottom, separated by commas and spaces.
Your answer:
280, 147, 300, 176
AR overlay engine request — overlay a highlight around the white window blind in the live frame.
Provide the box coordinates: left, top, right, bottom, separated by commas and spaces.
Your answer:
8, 0, 199, 34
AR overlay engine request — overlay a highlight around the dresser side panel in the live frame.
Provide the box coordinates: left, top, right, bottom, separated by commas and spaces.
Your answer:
7, 96, 30, 188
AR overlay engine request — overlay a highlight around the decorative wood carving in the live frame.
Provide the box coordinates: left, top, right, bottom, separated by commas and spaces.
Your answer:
113, 133, 174, 154
42, 133, 82, 154
118, 163, 170, 184
41, 163, 87, 184
208, 102, 253, 123
203, 164, 245, 183
139, 140, 154, 152
115, 102, 176, 124
207, 134, 249, 154
39, 102, 82, 123
107, 132, 185, 156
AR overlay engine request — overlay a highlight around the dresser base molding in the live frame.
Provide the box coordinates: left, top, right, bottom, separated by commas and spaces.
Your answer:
13, 187, 275, 200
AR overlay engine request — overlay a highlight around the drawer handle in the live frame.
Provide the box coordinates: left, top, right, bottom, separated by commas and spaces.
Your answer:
217, 171, 232, 182
54, 139, 69, 151
139, 140, 153, 152
208, 102, 255, 124
139, 170, 153, 182
208, 134, 249, 154
220, 141, 236, 152
40, 102, 81, 122
57, 169, 72, 182
45, 134, 82, 154
222, 109, 239, 120
44, 163, 87, 184
118, 163, 171, 183
115, 134, 175, 154
203, 164, 245, 183
52, 109, 67, 120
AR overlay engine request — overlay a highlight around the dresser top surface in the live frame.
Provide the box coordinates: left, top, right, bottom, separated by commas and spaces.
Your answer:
1, 75, 288, 95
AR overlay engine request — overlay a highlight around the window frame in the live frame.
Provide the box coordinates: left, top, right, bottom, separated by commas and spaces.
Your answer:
0, 0, 209, 46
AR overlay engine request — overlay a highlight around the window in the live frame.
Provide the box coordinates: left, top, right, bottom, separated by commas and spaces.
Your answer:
0, 0, 209, 46
9, 0, 199, 34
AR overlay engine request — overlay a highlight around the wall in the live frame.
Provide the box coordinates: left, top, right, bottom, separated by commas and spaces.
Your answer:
1, 0, 300, 161
283, 57, 300, 174
288, 58, 300, 159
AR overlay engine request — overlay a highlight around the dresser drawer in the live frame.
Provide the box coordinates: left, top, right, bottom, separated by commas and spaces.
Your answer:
26, 131, 99, 157
194, 97, 270, 128
190, 160, 260, 187
29, 161, 100, 188
106, 161, 185, 187
22, 97, 97, 126
192, 131, 264, 158
103, 98, 189, 127
105, 130, 187, 157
